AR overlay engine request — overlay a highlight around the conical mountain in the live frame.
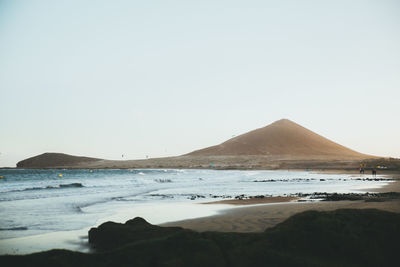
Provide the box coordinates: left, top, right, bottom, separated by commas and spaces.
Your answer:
186, 119, 371, 159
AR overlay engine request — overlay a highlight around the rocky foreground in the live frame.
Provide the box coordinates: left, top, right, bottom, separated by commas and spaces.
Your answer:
1, 209, 399, 267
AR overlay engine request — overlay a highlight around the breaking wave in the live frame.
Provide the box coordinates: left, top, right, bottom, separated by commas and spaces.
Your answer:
7, 183, 84, 193
0, 226, 28, 231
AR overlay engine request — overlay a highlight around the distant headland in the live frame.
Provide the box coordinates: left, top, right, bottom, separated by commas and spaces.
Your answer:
16, 119, 399, 170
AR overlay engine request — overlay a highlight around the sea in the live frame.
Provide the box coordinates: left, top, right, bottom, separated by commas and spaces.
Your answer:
0, 168, 391, 254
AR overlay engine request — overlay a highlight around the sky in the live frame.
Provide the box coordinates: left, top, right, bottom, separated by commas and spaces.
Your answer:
0, 0, 399, 167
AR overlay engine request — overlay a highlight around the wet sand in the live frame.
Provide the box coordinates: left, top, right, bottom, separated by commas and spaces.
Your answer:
203, 196, 298, 205
373, 178, 400, 192
162, 179, 400, 233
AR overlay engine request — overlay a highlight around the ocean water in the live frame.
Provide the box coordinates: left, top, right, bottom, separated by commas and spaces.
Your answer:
0, 168, 390, 254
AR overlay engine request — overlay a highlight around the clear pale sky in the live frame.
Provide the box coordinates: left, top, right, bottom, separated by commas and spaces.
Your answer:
0, 0, 399, 167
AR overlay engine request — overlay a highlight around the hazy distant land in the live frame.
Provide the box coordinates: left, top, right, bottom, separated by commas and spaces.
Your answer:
15, 119, 399, 170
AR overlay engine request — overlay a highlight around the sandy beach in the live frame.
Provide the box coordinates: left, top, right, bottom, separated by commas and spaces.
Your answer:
163, 178, 400, 233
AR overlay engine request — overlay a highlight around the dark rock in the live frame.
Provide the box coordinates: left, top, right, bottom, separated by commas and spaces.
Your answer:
89, 217, 184, 251
2, 210, 400, 267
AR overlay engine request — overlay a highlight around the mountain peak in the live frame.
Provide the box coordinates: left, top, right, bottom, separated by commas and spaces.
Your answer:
268, 118, 300, 128
186, 119, 371, 159
274, 118, 292, 123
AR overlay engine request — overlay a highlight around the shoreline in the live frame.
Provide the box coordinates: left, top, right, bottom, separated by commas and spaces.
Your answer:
368, 176, 400, 193
162, 177, 400, 232
199, 172, 399, 206
163, 198, 400, 233
0, 201, 234, 255
1, 171, 398, 255
202, 196, 299, 205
